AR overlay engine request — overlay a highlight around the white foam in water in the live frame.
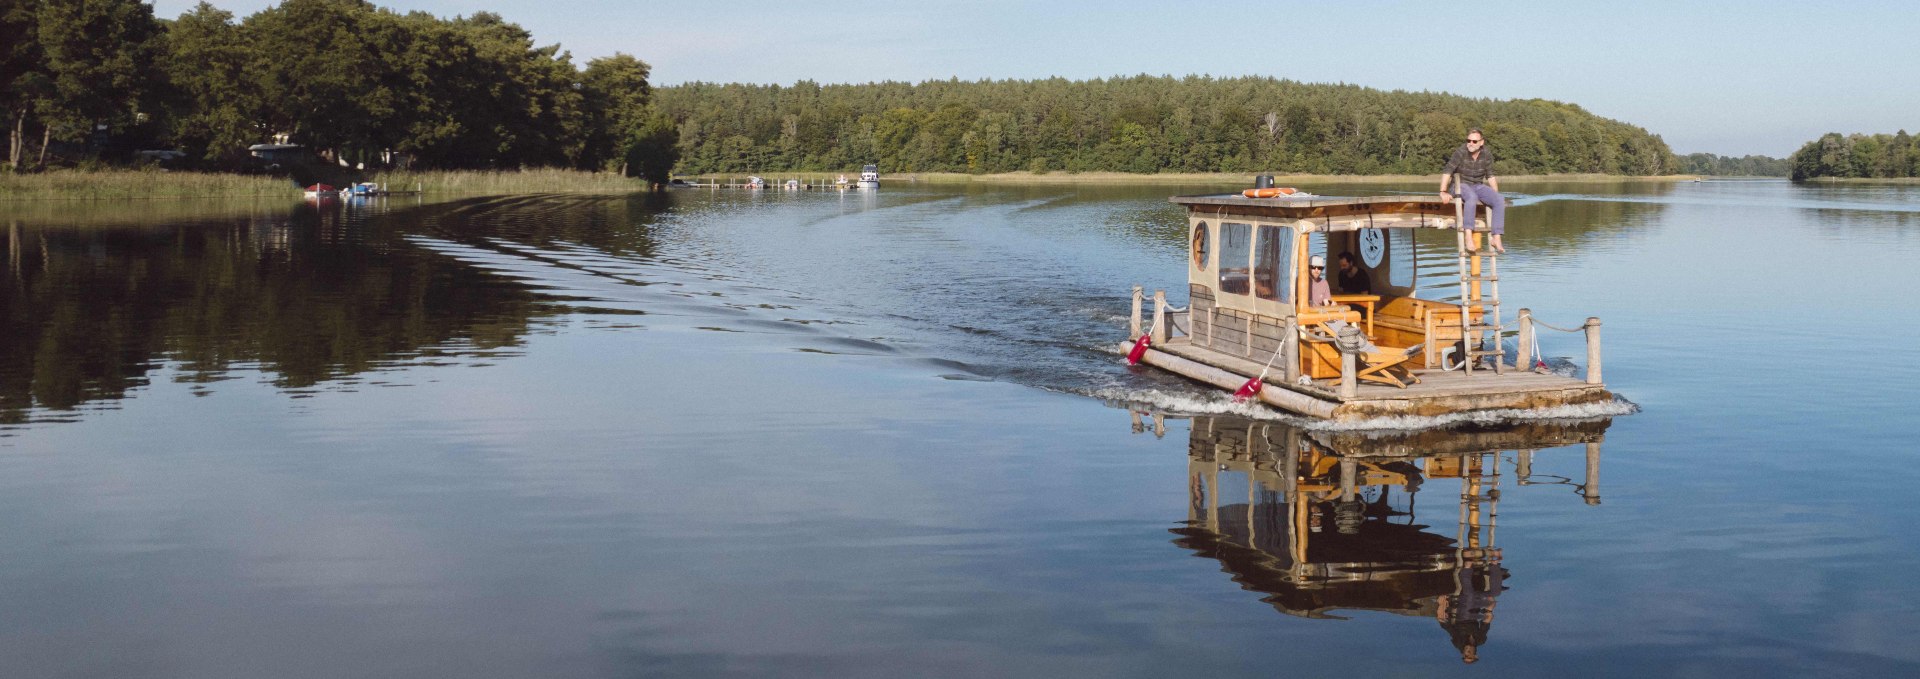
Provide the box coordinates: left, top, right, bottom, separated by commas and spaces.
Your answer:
1083, 384, 1638, 429
1072, 307, 1132, 327
1305, 397, 1641, 432
1084, 387, 1308, 422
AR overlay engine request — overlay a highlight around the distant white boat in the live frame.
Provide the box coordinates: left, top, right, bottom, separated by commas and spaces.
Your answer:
784, 179, 802, 190
856, 164, 880, 189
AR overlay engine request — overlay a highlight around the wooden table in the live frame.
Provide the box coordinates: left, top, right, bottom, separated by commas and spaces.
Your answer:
1328, 294, 1381, 335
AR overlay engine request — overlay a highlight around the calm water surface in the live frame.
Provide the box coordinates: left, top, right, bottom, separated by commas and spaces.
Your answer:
2, 180, 1917, 677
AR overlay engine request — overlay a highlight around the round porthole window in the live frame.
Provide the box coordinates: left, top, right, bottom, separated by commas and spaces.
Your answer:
1192, 222, 1210, 269
1358, 228, 1386, 268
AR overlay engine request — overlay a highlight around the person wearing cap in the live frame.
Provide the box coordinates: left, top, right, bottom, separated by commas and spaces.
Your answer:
1438, 128, 1506, 253
1307, 255, 1333, 307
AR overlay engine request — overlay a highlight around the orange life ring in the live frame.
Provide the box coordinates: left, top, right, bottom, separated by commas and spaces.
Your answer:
1241, 187, 1297, 198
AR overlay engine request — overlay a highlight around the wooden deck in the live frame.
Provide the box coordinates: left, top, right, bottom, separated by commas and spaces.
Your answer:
1148, 337, 1611, 421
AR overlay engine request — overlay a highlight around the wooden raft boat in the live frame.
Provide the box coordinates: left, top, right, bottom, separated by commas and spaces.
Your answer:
1127, 192, 1611, 422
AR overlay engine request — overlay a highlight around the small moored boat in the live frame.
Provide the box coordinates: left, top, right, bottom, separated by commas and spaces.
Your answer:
1125, 187, 1613, 422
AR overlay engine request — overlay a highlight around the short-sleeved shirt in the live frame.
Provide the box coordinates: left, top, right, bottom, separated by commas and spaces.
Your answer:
1443, 145, 1497, 184
1309, 277, 1332, 307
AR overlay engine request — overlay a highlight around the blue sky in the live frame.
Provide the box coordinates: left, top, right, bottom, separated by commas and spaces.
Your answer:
151, 0, 1920, 157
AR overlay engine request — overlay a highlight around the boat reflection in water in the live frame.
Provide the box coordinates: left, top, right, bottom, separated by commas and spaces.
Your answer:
1142, 413, 1608, 664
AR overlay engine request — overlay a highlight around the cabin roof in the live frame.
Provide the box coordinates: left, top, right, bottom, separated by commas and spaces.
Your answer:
1171, 194, 1459, 227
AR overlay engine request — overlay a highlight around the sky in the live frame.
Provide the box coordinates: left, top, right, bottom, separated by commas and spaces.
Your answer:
149, 0, 1920, 157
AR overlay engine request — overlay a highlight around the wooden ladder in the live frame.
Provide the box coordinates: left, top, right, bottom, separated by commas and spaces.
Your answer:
1454, 199, 1504, 375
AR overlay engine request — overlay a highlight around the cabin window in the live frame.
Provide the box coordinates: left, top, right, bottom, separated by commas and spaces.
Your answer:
1192, 222, 1210, 270
1218, 222, 1251, 295
1254, 225, 1292, 302
1389, 229, 1415, 288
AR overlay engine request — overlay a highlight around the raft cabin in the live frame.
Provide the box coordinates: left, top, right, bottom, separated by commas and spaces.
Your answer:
1126, 183, 1611, 422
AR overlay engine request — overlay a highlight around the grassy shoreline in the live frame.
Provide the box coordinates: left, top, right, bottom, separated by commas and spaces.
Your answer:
1, 168, 651, 201
1796, 176, 1920, 184
687, 170, 1705, 186
3, 167, 1707, 202
899, 171, 1706, 185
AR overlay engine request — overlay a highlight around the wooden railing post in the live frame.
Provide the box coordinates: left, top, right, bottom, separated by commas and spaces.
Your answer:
1516, 308, 1533, 370
1583, 441, 1602, 505
1339, 456, 1357, 502
1152, 290, 1169, 344
1282, 316, 1299, 383
1584, 317, 1603, 385
1340, 351, 1357, 398
1130, 285, 1143, 337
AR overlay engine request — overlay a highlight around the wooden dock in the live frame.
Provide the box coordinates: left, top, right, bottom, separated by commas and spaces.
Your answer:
684, 176, 876, 190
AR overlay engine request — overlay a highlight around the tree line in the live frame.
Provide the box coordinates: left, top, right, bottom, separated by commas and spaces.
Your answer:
652, 75, 1683, 177
1, 0, 677, 181
1788, 132, 1920, 181
1677, 153, 1788, 177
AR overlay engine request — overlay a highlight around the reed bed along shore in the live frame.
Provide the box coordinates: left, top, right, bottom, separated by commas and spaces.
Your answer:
365, 168, 649, 195
0, 196, 295, 229
0, 170, 290, 200
888, 171, 1705, 185
1, 168, 651, 202
4, 167, 1707, 203
1795, 176, 1920, 184
685, 170, 1704, 186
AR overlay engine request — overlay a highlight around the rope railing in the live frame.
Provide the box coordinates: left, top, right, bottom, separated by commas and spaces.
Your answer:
1529, 318, 1587, 333
1516, 310, 1603, 385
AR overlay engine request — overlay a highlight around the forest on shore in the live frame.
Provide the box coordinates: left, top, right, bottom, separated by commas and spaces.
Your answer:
1787, 132, 1920, 180
4, 0, 1812, 186
653, 76, 1684, 177
1, 0, 676, 181
1677, 153, 1788, 177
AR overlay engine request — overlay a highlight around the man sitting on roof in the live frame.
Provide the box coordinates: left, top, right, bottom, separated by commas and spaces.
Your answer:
1439, 128, 1506, 253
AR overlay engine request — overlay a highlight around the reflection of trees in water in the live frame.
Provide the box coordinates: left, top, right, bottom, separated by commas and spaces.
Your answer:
408, 192, 672, 259
1, 201, 548, 424
1508, 194, 1669, 253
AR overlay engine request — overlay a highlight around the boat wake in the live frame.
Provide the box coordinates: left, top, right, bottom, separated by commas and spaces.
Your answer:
1303, 396, 1640, 432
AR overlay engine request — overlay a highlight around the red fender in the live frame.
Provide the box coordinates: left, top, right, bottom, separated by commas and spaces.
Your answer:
1125, 333, 1151, 365
1232, 376, 1264, 402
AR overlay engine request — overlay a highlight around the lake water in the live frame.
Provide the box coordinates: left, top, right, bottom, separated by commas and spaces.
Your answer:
3, 179, 1917, 677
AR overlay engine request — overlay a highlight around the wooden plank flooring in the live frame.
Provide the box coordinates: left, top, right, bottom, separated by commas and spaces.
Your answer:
1159, 337, 1599, 403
